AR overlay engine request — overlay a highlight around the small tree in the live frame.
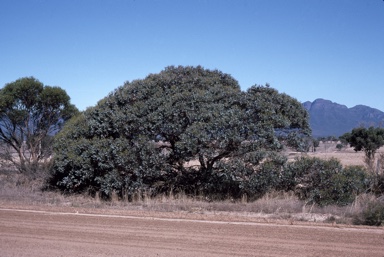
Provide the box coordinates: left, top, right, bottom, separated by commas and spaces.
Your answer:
336, 143, 344, 151
0, 77, 78, 177
312, 138, 320, 152
341, 127, 384, 171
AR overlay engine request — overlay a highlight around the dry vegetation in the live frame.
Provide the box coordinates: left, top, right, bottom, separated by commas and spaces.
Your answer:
0, 142, 383, 226
288, 141, 384, 167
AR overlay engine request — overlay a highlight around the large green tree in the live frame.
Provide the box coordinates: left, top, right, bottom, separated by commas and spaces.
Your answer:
50, 66, 310, 199
0, 77, 78, 177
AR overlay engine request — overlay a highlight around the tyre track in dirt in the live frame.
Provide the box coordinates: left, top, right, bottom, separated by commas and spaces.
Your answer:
1, 208, 383, 257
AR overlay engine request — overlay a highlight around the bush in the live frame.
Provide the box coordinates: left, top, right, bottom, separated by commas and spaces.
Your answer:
328, 166, 369, 205
243, 154, 287, 200
369, 173, 384, 196
353, 199, 384, 226
336, 143, 344, 151
284, 157, 368, 206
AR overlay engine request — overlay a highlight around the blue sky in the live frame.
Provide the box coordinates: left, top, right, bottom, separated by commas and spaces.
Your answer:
1, 0, 383, 111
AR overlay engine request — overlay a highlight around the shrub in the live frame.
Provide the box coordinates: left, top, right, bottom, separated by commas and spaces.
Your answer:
243, 154, 287, 200
328, 166, 369, 205
374, 174, 384, 195
285, 157, 368, 206
353, 199, 384, 226
336, 143, 344, 151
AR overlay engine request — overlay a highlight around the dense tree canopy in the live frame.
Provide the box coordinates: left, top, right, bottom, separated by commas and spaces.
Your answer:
0, 77, 78, 176
50, 66, 310, 199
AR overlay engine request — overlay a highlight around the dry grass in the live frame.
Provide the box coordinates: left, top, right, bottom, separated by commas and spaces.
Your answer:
0, 171, 372, 225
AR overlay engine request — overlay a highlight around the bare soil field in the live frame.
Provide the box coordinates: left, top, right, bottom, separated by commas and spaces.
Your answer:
1, 207, 383, 257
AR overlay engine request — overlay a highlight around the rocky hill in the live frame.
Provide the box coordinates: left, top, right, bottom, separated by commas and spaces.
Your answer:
303, 99, 384, 138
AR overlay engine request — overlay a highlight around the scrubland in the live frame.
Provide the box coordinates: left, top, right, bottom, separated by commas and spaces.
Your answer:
1, 142, 383, 227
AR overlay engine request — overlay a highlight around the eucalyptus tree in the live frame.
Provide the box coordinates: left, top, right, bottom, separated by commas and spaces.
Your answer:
50, 66, 310, 199
341, 126, 384, 173
0, 77, 78, 177
341, 127, 384, 161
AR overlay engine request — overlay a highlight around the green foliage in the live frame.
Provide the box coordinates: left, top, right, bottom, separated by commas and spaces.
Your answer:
301, 137, 320, 152
353, 199, 384, 226
285, 157, 368, 206
375, 174, 384, 195
341, 127, 384, 160
312, 138, 320, 151
361, 203, 384, 226
0, 77, 78, 176
245, 154, 287, 200
336, 143, 343, 151
369, 173, 384, 196
49, 66, 310, 200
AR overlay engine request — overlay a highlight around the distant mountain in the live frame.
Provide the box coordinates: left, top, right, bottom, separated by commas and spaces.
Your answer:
303, 99, 384, 138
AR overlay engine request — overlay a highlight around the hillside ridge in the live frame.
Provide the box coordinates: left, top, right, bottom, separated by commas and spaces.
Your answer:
303, 98, 384, 137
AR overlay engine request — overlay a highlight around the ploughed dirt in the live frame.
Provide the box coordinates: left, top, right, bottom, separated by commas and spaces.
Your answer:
1, 206, 383, 257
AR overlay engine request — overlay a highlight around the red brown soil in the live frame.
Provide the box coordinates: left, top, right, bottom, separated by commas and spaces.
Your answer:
1, 206, 383, 257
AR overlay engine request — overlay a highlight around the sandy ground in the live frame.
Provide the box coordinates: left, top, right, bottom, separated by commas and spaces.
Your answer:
288, 143, 384, 167
306, 150, 366, 166
1, 207, 383, 257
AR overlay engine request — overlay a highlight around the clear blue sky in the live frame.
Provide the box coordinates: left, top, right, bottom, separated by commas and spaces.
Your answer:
1, 0, 383, 111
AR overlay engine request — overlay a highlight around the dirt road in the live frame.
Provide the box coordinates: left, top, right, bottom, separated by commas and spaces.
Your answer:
0, 208, 383, 257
